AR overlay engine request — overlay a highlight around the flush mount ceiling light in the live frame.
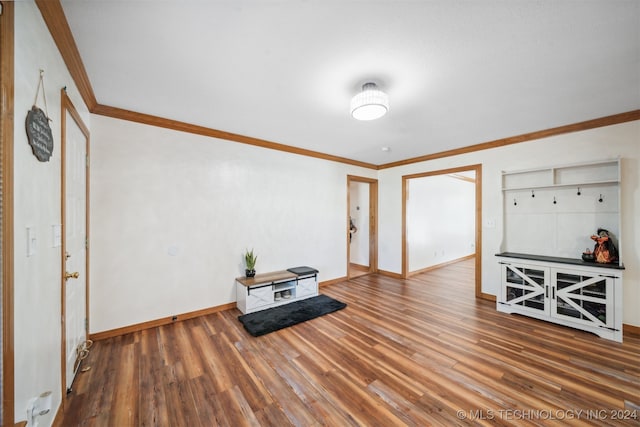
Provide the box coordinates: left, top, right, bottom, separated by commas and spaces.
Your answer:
350, 82, 389, 121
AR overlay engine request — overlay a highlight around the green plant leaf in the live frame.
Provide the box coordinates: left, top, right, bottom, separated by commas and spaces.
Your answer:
244, 248, 257, 269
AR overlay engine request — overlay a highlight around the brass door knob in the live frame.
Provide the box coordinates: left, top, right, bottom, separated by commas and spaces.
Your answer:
65, 271, 80, 280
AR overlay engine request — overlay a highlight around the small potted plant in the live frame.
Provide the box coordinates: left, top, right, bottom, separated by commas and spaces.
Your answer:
244, 249, 257, 277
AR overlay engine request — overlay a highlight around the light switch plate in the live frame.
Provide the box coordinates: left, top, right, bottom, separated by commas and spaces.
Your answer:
27, 227, 36, 256
484, 218, 496, 228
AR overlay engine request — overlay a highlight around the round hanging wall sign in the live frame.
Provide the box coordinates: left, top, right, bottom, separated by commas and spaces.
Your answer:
25, 105, 54, 162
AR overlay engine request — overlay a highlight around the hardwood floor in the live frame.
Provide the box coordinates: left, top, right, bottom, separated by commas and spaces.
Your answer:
349, 262, 370, 278
58, 259, 640, 426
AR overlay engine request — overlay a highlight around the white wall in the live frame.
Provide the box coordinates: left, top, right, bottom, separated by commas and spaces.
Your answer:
89, 115, 376, 333
13, 1, 90, 425
349, 181, 369, 266
407, 174, 475, 271
378, 121, 640, 327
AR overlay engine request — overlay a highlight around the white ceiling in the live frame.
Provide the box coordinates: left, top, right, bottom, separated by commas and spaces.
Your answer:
60, 0, 640, 165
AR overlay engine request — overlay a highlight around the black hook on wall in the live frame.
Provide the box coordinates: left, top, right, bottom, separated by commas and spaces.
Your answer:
553, 196, 557, 205
598, 194, 604, 203
513, 198, 517, 206
531, 190, 535, 198
577, 187, 581, 196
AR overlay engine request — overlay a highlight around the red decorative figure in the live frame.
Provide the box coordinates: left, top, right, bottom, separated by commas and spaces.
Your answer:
590, 228, 618, 264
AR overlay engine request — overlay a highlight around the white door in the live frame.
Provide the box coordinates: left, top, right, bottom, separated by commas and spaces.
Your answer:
63, 107, 88, 391
552, 269, 614, 328
502, 263, 549, 316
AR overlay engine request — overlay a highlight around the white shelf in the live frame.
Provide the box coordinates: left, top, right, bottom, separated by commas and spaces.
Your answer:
504, 179, 619, 192
502, 159, 619, 191
500, 158, 622, 265
274, 282, 295, 292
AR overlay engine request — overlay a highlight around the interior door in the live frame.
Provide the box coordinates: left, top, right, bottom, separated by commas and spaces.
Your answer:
62, 95, 89, 392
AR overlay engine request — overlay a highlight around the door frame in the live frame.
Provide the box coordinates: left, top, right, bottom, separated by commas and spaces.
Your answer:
347, 175, 378, 279
402, 164, 491, 300
1, 2, 15, 424
60, 89, 90, 403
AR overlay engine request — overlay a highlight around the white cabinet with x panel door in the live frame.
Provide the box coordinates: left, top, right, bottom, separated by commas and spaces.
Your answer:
497, 255, 623, 342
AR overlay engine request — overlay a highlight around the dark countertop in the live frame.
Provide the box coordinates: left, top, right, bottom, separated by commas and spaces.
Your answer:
495, 252, 625, 270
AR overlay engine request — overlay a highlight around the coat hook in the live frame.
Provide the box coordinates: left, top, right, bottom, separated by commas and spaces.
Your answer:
531, 190, 535, 198
577, 187, 581, 196
513, 198, 517, 206
598, 194, 604, 203
553, 196, 557, 205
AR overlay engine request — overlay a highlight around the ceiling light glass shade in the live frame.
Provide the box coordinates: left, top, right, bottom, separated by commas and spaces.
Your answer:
350, 82, 389, 120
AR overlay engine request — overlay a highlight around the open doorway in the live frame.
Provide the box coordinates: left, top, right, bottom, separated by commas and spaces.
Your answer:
402, 164, 486, 299
347, 176, 378, 279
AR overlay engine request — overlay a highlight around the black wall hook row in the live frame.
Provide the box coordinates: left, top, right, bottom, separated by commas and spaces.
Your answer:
598, 194, 604, 203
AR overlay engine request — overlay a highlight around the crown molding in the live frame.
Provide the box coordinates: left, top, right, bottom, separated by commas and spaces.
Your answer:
377, 110, 640, 170
35, 0, 97, 110
91, 104, 378, 169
